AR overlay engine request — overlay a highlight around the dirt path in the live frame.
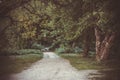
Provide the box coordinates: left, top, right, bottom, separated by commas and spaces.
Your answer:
10, 52, 99, 80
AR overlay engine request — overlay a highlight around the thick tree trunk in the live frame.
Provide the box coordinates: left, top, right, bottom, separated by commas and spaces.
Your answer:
95, 26, 103, 61
100, 33, 115, 61
95, 27, 115, 62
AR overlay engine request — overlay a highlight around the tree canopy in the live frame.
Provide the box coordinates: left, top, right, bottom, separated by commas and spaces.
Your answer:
0, 0, 120, 61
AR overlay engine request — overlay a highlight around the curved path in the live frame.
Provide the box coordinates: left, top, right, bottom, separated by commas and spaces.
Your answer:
10, 52, 99, 80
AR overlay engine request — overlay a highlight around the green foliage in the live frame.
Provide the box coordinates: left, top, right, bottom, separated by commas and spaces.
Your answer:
55, 47, 66, 53
31, 43, 45, 50
16, 49, 43, 55
89, 51, 96, 56
0, 0, 119, 58
0, 49, 43, 56
73, 47, 83, 53
55, 44, 73, 53
56, 46, 83, 54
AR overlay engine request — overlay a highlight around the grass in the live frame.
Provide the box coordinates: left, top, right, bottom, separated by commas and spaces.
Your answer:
60, 53, 107, 70
0, 54, 42, 76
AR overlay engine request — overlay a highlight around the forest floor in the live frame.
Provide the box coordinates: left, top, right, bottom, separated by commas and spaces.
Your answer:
6, 52, 102, 80
60, 53, 107, 70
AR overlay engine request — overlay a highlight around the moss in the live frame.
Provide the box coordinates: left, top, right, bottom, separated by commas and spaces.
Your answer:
60, 53, 107, 70
0, 54, 42, 75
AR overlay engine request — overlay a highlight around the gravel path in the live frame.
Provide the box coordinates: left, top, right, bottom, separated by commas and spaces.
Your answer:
10, 52, 99, 80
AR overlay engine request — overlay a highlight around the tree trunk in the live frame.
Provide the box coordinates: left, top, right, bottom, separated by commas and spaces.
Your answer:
72, 42, 76, 48
83, 33, 90, 57
95, 27, 115, 62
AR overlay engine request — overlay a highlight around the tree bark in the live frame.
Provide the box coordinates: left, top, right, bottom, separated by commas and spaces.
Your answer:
95, 26, 115, 62
83, 32, 90, 57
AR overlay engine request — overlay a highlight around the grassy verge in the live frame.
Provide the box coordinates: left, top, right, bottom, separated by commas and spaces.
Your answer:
60, 53, 107, 70
0, 54, 42, 75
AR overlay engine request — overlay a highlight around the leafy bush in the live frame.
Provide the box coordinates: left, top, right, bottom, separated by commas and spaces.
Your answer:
16, 49, 43, 55
73, 47, 83, 53
0, 49, 43, 56
89, 51, 96, 56
55, 47, 74, 53
55, 47, 66, 53
31, 43, 44, 50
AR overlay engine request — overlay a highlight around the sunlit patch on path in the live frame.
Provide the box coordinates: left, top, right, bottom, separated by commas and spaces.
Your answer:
10, 52, 99, 80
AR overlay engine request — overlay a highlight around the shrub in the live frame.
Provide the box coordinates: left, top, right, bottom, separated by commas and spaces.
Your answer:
31, 43, 45, 50
55, 47, 74, 53
73, 47, 83, 53
55, 46, 83, 54
0, 49, 43, 56
16, 49, 43, 55
55, 47, 66, 53
89, 51, 96, 57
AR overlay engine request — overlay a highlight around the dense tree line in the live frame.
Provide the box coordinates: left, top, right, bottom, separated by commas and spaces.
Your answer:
0, 0, 120, 62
